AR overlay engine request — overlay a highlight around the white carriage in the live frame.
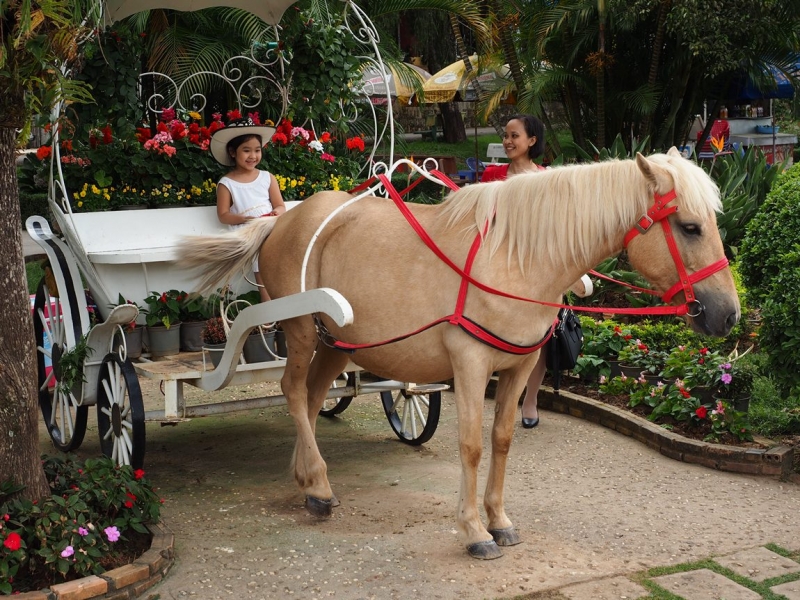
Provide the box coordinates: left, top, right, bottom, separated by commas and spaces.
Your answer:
27, 0, 450, 469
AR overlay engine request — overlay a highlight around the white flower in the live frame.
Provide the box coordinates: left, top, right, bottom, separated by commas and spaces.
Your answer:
309, 140, 324, 152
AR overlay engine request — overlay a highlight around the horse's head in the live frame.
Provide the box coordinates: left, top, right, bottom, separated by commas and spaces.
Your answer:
625, 147, 740, 337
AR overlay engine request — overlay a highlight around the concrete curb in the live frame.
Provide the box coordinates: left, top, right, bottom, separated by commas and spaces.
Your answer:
538, 387, 794, 479
14, 521, 174, 600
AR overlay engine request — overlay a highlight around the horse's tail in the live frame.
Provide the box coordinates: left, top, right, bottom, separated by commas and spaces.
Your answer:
176, 217, 277, 297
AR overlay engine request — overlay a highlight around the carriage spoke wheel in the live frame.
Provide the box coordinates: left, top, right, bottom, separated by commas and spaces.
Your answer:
96, 353, 146, 469
33, 280, 88, 451
380, 388, 441, 445
319, 372, 355, 417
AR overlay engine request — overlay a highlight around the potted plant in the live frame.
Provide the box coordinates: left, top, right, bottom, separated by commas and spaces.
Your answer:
715, 349, 758, 412
579, 318, 632, 378
230, 290, 277, 363
142, 290, 183, 358
179, 292, 215, 352
662, 345, 726, 404
111, 294, 143, 359
617, 338, 668, 382
202, 316, 228, 368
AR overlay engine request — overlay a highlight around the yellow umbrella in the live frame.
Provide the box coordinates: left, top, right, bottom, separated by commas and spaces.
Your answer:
421, 55, 508, 103
360, 63, 431, 105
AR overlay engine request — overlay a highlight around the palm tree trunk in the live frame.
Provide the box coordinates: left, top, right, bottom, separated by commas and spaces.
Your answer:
639, 0, 671, 138
595, 0, 607, 149
448, 12, 505, 136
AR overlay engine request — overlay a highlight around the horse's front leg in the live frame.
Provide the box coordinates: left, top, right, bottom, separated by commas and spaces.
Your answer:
484, 365, 533, 548
451, 359, 502, 560
282, 316, 334, 517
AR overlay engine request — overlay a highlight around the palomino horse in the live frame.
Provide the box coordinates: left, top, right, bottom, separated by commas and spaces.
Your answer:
178, 148, 740, 559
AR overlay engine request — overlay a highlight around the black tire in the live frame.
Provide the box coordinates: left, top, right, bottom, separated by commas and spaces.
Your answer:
96, 353, 146, 469
380, 388, 441, 445
319, 372, 355, 417
33, 279, 88, 451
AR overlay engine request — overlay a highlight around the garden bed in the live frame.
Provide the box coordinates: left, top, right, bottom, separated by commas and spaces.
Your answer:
534, 376, 795, 479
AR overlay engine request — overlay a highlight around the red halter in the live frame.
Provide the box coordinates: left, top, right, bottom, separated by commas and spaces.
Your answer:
622, 190, 730, 317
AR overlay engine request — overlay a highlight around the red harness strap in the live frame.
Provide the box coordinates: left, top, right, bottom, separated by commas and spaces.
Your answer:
623, 190, 730, 310
329, 173, 555, 355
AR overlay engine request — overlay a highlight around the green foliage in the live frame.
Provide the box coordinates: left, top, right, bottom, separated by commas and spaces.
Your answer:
617, 338, 669, 375
740, 168, 800, 305
567, 133, 652, 162
281, 10, 362, 132
1, 456, 160, 594
739, 170, 800, 394
56, 334, 92, 397
143, 290, 184, 329
70, 27, 145, 139
17, 191, 49, 225
707, 147, 784, 258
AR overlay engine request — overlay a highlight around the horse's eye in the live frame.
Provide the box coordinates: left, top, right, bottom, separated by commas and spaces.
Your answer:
681, 223, 701, 236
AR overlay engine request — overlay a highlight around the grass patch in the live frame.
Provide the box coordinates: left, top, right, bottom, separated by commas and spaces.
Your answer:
26, 260, 44, 295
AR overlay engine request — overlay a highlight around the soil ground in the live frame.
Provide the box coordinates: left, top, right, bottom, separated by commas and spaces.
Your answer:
44, 378, 800, 600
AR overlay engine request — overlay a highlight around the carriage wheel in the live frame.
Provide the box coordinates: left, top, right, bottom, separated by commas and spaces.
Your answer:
96, 353, 146, 469
33, 280, 88, 451
380, 388, 441, 445
319, 372, 355, 417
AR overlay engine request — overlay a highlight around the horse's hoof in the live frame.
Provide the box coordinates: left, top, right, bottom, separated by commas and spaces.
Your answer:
331, 494, 340, 508
489, 527, 521, 547
466, 540, 504, 560
305, 496, 333, 518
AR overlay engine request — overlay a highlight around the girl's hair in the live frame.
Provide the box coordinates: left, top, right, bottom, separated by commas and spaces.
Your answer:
507, 114, 545, 160
226, 133, 263, 159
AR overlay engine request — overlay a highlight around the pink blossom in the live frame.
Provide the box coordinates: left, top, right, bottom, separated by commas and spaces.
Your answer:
290, 126, 310, 141
163, 145, 177, 157
61, 545, 74, 558
721, 373, 732, 385
320, 153, 335, 162
78, 527, 88, 536
104, 526, 120, 542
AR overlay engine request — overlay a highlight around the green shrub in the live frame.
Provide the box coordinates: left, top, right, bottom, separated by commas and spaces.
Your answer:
739, 169, 800, 305
18, 192, 49, 226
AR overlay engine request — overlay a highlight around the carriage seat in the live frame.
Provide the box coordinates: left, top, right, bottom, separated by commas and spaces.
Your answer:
72, 203, 300, 265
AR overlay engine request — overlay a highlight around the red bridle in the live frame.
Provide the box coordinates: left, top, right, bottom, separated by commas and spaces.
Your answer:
622, 189, 730, 317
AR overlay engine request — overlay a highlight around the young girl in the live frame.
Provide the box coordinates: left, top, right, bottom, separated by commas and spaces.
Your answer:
480, 114, 592, 429
210, 118, 286, 302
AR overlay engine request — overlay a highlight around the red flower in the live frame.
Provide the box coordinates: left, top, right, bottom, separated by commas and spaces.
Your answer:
271, 132, 288, 146
699, 347, 708, 355
346, 136, 365, 152
61, 139, 73, 152
160, 293, 167, 303
161, 108, 176, 122
277, 118, 293, 135
188, 122, 200, 134
136, 127, 152, 144
698, 358, 705, 365
3, 531, 21, 551
102, 125, 113, 145
208, 121, 225, 135
248, 111, 261, 125
624, 334, 632, 340
170, 120, 187, 140
36, 145, 52, 160
226, 109, 242, 121
2, 514, 9, 521
134, 469, 145, 480
695, 406, 708, 419
613, 326, 622, 334
637, 343, 648, 352
679, 388, 691, 398
320, 132, 331, 144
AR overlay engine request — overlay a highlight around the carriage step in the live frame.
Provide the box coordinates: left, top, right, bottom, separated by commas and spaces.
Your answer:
407, 383, 450, 394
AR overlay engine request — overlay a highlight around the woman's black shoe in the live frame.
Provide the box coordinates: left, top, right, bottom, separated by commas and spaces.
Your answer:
521, 417, 539, 429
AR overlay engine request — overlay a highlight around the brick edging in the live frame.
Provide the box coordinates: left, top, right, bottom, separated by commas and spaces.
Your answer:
538, 387, 794, 478
15, 521, 174, 600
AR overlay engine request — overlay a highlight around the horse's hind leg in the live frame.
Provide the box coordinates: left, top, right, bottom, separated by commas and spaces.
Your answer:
281, 315, 335, 517
484, 368, 530, 547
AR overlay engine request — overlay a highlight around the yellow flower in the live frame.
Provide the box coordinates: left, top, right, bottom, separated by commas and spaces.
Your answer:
265, 119, 274, 126
77, 201, 83, 207
290, 179, 297, 188
80, 191, 86, 198
91, 185, 100, 195
188, 111, 202, 120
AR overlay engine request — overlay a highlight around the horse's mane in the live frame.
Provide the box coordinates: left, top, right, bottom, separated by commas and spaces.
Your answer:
439, 152, 721, 273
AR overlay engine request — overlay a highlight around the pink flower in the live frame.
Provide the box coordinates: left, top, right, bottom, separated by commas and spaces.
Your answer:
78, 527, 88, 536
104, 526, 120, 542
320, 153, 335, 163
721, 373, 732, 385
290, 126, 310, 141
61, 545, 74, 558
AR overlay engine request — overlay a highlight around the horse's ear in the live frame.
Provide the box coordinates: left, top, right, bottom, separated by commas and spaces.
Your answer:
667, 146, 682, 158
635, 152, 673, 192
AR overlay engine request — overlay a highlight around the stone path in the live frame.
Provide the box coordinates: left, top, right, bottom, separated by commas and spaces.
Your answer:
557, 545, 800, 600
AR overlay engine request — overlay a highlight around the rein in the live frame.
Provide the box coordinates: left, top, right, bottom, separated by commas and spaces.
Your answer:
322, 172, 728, 354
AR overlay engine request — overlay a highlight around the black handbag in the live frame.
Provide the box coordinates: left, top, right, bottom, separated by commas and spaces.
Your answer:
546, 307, 584, 393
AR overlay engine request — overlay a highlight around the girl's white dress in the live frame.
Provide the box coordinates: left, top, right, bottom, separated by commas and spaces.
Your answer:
218, 170, 275, 273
